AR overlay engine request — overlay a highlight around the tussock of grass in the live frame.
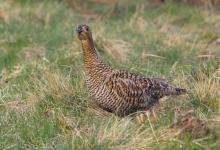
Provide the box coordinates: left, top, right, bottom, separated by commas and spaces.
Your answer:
2, 92, 39, 115
96, 37, 131, 62
21, 46, 46, 61
33, 69, 74, 100
192, 68, 220, 111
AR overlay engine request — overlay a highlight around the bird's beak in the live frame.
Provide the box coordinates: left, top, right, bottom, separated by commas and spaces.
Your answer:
76, 25, 82, 34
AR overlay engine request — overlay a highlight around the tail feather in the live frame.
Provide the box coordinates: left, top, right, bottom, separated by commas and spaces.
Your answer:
166, 87, 191, 96
158, 81, 191, 96
174, 87, 191, 95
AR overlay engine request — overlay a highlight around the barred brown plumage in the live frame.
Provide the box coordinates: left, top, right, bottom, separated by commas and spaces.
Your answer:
76, 24, 189, 118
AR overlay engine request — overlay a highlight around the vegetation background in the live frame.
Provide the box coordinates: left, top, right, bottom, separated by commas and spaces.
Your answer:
0, 0, 220, 149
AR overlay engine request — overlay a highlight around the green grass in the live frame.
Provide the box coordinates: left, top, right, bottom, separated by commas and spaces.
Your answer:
0, 0, 220, 149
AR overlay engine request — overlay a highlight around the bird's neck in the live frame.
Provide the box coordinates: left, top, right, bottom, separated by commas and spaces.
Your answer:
81, 37, 103, 71
80, 37, 112, 86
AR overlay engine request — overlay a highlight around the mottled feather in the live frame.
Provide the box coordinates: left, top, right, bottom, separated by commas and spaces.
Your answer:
76, 24, 189, 117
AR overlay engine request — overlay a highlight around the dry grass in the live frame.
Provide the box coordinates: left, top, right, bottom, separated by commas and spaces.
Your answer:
0, 65, 24, 83
34, 70, 74, 99
95, 33, 131, 62
192, 67, 220, 110
22, 46, 46, 61
2, 93, 39, 115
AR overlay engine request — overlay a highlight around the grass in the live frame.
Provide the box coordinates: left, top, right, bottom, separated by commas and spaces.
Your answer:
0, 0, 220, 149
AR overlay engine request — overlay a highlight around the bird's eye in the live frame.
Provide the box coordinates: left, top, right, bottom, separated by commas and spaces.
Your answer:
85, 27, 89, 31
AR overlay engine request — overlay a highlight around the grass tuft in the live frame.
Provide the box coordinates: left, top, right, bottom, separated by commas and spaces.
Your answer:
191, 67, 220, 111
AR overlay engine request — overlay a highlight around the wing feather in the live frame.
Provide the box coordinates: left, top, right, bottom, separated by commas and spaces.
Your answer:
100, 70, 183, 116
103, 70, 174, 100
104, 70, 153, 101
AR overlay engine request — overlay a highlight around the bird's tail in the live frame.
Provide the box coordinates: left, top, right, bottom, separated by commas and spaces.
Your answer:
165, 86, 191, 96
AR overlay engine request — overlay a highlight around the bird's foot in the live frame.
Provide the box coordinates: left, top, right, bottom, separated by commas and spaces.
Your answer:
136, 113, 145, 126
136, 108, 159, 126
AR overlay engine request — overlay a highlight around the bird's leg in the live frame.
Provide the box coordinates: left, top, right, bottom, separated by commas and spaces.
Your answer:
136, 113, 145, 126
137, 102, 160, 125
149, 107, 158, 123
147, 102, 160, 123
172, 107, 180, 128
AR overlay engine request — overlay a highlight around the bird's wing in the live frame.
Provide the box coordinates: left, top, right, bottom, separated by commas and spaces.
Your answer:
102, 70, 161, 105
103, 70, 184, 101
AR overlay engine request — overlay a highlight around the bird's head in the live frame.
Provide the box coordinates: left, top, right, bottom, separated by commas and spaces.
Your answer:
76, 24, 92, 41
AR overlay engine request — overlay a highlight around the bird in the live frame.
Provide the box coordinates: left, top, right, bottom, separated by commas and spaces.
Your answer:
76, 24, 189, 124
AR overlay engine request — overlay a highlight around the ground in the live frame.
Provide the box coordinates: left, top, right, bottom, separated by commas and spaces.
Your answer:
0, 0, 220, 149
